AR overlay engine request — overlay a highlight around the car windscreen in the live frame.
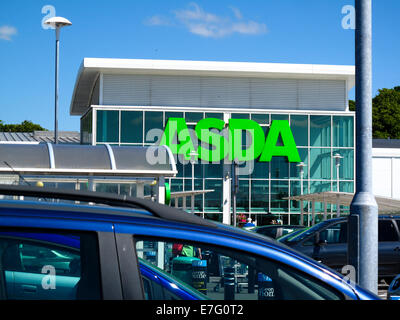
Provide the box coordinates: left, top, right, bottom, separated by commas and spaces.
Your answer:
285, 221, 333, 244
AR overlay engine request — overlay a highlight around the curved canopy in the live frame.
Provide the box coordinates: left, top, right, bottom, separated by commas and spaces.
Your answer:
0, 143, 177, 177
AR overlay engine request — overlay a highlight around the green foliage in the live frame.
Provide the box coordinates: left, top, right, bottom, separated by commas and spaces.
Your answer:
349, 99, 355, 111
372, 88, 400, 139
348, 87, 400, 139
0, 120, 47, 132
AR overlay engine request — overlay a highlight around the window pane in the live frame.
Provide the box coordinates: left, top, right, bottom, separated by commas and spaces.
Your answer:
0, 230, 101, 300
291, 115, 308, 147
205, 180, 223, 212
319, 222, 347, 244
136, 239, 344, 300
310, 181, 332, 212
290, 148, 308, 179
290, 180, 308, 212
332, 149, 354, 180
185, 112, 203, 123
251, 160, 269, 179
251, 113, 269, 125
80, 109, 93, 145
271, 157, 289, 179
145, 112, 163, 143
271, 114, 288, 121
310, 116, 331, 147
204, 162, 223, 179
205, 113, 223, 120
236, 179, 249, 212
96, 110, 119, 143
184, 179, 203, 212
121, 111, 143, 143
379, 220, 399, 241
270, 180, 288, 212
170, 179, 184, 208
333, 116, 354, 147
165, 112, 184, 125
251, 180, 269, 212
310, 148, 331, 180
231, 113, 249, 119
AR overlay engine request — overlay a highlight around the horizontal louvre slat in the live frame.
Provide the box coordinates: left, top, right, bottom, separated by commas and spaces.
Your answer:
102, 74, 346, 111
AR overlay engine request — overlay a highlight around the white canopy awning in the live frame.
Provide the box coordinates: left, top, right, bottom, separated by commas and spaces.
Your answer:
285, 191, 400, 214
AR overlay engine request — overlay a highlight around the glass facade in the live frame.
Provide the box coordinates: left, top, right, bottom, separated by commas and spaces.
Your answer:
84, 108, 355, 223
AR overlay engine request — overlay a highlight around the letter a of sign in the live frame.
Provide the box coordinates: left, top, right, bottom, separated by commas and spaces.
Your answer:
159, 118, 195, 160
259, 120, 301, 162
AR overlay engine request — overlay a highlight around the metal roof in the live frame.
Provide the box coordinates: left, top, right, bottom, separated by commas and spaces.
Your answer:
373, 139, 400, 149
0, 143, 177, 177
285, 191, 400, 213
0, 131, 80, 144
70, 58, 356, 115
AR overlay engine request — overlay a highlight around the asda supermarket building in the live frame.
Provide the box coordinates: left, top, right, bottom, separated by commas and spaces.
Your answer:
71, 58, 355, 226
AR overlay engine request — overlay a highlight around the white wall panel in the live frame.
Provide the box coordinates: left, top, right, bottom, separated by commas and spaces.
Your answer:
392, 158, 400, 199
372, 157, 392, 197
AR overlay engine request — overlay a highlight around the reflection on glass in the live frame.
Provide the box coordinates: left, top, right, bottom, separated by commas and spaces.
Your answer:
310, 149, 331, 180
310, 116, 331, 147
333, 116, 354, 147
332, 149, 354, 180
291, 115, 308, 146
290, 148, 308, 179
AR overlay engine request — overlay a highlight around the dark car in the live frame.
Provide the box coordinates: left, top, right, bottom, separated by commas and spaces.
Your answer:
254, 225, 306, 239
284, 216, 400, 282
0, 185, 379, 300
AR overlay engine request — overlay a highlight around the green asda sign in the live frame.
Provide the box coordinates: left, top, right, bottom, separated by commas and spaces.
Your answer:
160, 118, 301, 163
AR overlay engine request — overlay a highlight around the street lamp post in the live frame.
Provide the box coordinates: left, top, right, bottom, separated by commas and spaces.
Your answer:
333, 153, 343, 218
44, 17, 72, 144
296, 162, 306, 226
349, 0, 378, 294
189, 151, 198, 214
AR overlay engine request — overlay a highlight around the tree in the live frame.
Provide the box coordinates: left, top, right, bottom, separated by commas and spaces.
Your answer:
372, 87, 400, 139
0, 120, 47, 132
348, 87, 400, 139
349, 99, 355, 111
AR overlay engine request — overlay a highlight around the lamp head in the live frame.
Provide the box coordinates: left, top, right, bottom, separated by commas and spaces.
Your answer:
44, 16, 72, 28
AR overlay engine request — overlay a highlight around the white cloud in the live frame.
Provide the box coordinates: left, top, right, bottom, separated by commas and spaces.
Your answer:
144, 15, 172, 26
146, 3, 267, 39
0, 25, 17, 41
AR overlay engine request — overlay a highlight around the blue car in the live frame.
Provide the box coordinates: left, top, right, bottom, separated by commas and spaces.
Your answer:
0, 185, 379, 300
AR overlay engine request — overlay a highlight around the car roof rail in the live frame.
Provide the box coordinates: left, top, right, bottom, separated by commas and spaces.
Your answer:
0, 184, 215, 227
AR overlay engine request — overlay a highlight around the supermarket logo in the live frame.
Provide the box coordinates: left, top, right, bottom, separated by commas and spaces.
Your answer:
159, 118, 300, 163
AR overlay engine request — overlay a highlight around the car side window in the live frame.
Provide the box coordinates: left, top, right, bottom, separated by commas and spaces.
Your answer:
379, 220, 399, 242
135, 238, 344, 300
0, 230, 101, 300
319, 222, 347, 244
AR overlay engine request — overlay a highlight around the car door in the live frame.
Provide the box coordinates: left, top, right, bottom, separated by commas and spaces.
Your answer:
0, 229, 106, 300
114, 223, 355, 300
310, 221, 348, 272
378, 219, 400, 280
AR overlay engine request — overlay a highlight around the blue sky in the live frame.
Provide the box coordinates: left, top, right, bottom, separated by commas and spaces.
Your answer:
0, 0, 399, 132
